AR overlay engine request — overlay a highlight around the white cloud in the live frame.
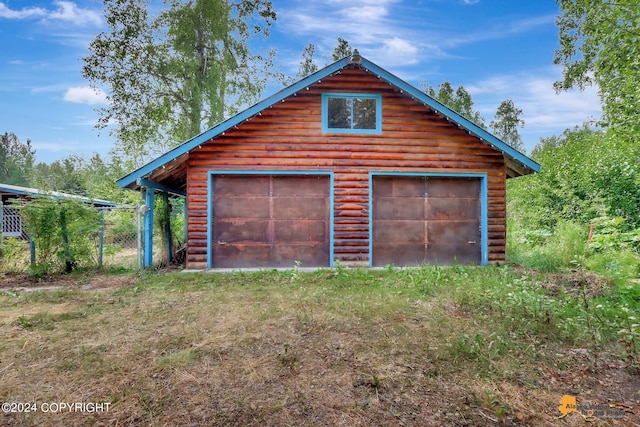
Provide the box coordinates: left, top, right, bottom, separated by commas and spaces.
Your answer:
49, 1, 101, 27
467, 69, 603, 150
379, 37, 420, 65
0, 1, 101, 26
277, 0, 554, 74
444, 15, 555, 49
63, 86, 108, 105
0, 2, 46, 19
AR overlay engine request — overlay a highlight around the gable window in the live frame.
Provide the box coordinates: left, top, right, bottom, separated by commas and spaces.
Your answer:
322, 93, 382, 134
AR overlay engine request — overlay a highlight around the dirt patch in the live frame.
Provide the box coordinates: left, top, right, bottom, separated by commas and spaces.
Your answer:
0, 271, 135, 291
539, 270, 613, 298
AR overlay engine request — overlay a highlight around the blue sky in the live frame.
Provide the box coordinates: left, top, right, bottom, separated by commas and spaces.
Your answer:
0, 0, 602, 164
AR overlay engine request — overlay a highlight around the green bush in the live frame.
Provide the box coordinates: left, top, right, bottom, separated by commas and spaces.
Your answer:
0, 237, 30, 272
507, 220, 589, 272
21, 197, 101, 275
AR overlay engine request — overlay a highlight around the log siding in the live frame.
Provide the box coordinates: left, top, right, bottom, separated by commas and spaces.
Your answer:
186, 68, 507, 269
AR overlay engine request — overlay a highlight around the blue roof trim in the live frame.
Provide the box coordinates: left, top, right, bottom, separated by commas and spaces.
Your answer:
137, 178, 186, 197
118, 55, 539, 189
118, 58, 351, 188
357, 59, 540, 174
0, 183, 120, 207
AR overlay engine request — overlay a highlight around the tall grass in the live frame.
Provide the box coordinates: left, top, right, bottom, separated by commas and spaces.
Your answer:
507, 218, 640, 283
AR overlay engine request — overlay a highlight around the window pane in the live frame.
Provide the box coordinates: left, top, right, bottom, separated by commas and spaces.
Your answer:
353, 98, 377, 129
328, 97, 352, 129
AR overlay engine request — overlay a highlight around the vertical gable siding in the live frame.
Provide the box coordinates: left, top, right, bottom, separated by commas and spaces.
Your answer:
186, 68, 506, 269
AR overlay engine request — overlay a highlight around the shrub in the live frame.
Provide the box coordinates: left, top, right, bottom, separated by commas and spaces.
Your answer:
21, 197, 101, 275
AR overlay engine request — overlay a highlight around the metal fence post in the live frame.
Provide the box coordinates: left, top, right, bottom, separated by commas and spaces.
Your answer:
98, 209, 105, 268
0, 200, 3, 238
29, 236, 36, 266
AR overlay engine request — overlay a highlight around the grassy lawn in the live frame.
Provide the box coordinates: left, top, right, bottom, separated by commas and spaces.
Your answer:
0, 266, 638, 426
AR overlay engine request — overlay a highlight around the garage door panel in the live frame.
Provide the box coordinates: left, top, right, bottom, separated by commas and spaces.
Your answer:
213, 244, 272, 268
213, 176, 270, 195
427, 178, 480, 198
214, 219, 268, 243
426, 198, 480, 220
211, 174, 330, 268
273, 197, 328, 220
373, 244, 425, 266
372, 175, 481, 267
214, 197, 271, 219
375, 176, 426, 197
274, 220, 326, 243
373, 220, 424, 243
273, 176, 328, 196
373, 197, 424, 220
425, 244, 479, 265
428, 221, 480, 245
271, 244, 329, 267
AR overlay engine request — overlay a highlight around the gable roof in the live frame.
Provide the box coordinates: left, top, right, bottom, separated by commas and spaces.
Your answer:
118, 53, 540, 192
0, 183, 120, 207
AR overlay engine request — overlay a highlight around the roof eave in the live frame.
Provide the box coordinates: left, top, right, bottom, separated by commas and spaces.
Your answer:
356, 59, 541, 175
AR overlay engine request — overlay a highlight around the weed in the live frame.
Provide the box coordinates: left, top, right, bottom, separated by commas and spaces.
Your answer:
277, 343, 297, 368
16, 310, 88, 330
616, 305, 640, 370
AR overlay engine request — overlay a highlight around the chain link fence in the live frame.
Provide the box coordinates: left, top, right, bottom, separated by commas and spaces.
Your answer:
99, 206, 141, 269
1, 197, 186, 274
0, 202, 141, 273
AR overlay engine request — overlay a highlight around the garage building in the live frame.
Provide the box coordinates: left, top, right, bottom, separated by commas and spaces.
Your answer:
118, 52, 540, 269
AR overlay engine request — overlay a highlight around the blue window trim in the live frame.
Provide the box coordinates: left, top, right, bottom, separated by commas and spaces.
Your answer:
368, 172, 488, 266
321, 93, 382, 134
207, 170, 335, 269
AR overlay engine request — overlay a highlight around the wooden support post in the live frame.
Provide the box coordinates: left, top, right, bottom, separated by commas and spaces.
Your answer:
162, 192, 173, 264
60, 207, 73, 273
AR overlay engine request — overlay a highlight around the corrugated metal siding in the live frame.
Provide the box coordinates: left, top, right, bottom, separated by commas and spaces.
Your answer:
186, 68, 506, 269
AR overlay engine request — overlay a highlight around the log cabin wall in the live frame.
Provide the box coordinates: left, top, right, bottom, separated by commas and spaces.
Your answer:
186, 68, 506, 269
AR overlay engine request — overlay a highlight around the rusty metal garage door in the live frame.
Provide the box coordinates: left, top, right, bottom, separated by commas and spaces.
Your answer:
372, 176, 481, 266
211, 174, 330, 268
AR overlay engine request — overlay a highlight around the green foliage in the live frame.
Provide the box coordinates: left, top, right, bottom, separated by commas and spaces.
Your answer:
331, 37, 352, 61
289, 38, 353, 84
31, 155, 85, 195
296, 43, 319, 79
21, 198, 102, 275
0, 132, 35, 186
590, 216, 640, 252
103, 209, 138, 252
507, 220, 590, 272
509, 126, 640, 229
555, 0, 640, 137
0, 237, 30, 272
83, 0, 277, 165
489, 99, 525, 152
421, 81, 486, 128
